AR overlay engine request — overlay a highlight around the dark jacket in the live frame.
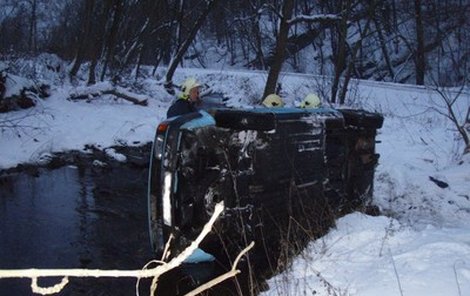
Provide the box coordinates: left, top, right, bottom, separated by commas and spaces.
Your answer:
167, 99, 197, 118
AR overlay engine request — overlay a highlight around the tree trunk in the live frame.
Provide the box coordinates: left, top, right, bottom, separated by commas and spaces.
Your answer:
88, 1, 113, 85
373, 16, 395, 80
152, 49, 164, 76
134, 45, 144, 80
165, 0, 220, 92
338, 16, 373, 104
414, 0, 425, 85
252, 10, 265, 69
28, 0, 37, 54
176, 0, 185, 54
100, 0, 123, 81
70, 0, 95, 79
330, 0, 350, 104
88, 57, 98, 85
262, 0, 295, 100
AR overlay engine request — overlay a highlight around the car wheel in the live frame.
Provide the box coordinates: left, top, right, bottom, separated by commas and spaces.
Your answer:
339, 109, 384, 129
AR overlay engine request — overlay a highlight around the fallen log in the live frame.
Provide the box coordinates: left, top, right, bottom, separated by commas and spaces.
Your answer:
69, 83, 148, 106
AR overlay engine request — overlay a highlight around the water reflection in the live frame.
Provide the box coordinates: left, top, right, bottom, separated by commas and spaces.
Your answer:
0, 165, 243, 295
0, 167, 83, 270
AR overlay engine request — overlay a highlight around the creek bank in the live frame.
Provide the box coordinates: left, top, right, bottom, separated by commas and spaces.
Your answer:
0, 142, 152, 177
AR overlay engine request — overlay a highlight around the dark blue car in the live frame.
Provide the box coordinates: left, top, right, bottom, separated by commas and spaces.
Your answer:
148, 102, 383, 257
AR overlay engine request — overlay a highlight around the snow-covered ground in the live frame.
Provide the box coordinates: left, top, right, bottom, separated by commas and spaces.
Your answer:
262, 75, 470, 295
1, 66, 469, 295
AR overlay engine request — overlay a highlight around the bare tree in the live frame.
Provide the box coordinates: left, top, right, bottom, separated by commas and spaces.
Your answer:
330, 0, 352, 104
414, 0, 425, 85
372, 7, 395, 80
100, 0, 124, 81
262, 0, 295, 99
69, 0, 96, 80
430, 82, 470, 154
236, 0, 268, 69
1, 0, 470, 90
338, 1, 377, 104
165, 0, 221, 93
262, 0, 342, 100
87, 1, 116, 85
27, 0, 38, 54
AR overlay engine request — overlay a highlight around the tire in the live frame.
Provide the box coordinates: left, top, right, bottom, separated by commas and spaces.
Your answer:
339, 109, 384, 129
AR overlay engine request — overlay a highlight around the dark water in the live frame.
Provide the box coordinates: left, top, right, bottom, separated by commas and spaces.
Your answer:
0, 165, 252, 296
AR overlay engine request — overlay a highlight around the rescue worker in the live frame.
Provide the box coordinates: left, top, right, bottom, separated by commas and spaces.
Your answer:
300, 93, 321, 108
262, 94, 284, 107
167, 77, 202, 118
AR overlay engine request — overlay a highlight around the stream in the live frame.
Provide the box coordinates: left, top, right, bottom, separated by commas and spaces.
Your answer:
0, 163, 256, 295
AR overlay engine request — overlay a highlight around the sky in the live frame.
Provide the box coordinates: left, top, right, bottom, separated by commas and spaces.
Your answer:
1, 64, 470, 295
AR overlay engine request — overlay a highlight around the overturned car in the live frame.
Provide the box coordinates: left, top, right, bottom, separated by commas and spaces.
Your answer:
148, 105, 383, 257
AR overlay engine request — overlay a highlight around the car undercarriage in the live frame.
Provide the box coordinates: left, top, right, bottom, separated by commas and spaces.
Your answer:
148, 106, 384, 258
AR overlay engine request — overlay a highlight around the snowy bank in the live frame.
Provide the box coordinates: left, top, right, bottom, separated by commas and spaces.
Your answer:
1, 66, 469, 295
260, 71, 470, 295
262, 213, 470, 296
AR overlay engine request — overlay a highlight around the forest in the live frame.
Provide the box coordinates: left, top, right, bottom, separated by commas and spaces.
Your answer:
1, 1, 470, 295
1, 0, 470, 102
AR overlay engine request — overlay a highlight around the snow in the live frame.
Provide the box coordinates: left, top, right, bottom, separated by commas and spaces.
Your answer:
92, 159, 107, 168
262, 214, 470, 296
0, 84, 167, 169
1, 66, 470, 295
3, 73, 36, 98
184, 248, 216, 264
287, 14, 342, 26
104, 148, 127, 162
260, 75, 470, 295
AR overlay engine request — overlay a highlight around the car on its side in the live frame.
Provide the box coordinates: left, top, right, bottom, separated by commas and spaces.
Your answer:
148, 104, 383, 257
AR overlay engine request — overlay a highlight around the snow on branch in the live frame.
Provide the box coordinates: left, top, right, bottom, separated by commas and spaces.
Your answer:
288, 14, 341, 26
0, 202, 254, 296
69, 82, 148, 106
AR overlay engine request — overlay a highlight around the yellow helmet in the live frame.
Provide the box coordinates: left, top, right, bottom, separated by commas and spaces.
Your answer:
180, 77, 201, 99
300, 93, 321, 108
262, 94, 284, 107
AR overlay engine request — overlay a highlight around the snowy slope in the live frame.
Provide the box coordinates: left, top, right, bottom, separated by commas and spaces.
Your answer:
262, 213, 470, 296
1, 67, 469, 295
261, 75, 470, 295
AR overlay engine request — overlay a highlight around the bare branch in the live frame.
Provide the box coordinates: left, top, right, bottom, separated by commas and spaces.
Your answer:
428, 79, 470, 154
429, 106, 453, 121
0, 202, 233, 296
165, 0, 221, 92
184, 241, 255, 296
31, 277, 69, 295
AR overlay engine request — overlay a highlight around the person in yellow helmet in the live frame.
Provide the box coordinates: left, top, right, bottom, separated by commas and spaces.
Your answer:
300, 93, 321, 108
262, 94, 285, 107
167, 77, 201, 118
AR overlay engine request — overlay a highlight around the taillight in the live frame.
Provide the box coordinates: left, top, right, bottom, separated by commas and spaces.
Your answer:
158, 121, 169, 133
154, 121, 169, 160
